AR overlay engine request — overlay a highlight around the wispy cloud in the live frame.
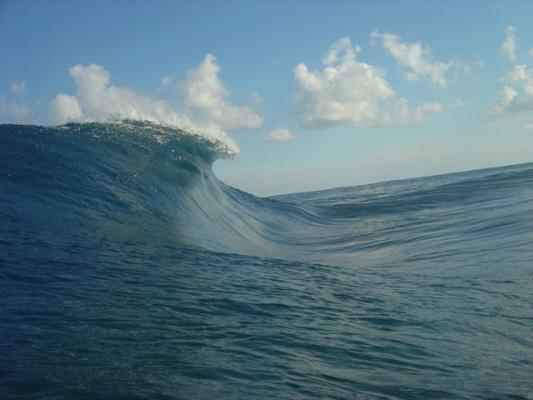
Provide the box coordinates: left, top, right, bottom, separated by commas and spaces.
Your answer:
0, 96, 33, 123
490, 86, 518, 114
160, 75, 173, 87
491, 26, 533, 114
264, 128, 296, 142
250, 90, 262, 105
501, 25, 518, 62
1, 81, 33, 122
293, 37, 442, 129
449, 98, 470, 110
10, 81, 26, 95
490, 64, 533, 114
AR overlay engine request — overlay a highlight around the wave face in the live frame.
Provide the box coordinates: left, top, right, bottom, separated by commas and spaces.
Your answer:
1, 123, 533, 399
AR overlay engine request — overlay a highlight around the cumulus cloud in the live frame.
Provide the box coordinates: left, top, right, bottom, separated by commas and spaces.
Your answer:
180, 54, 263, 131
0, 96, 34, 123
501, 25, 518, 62
490, 65, 533, 113
47, 63, 242, 154
371, 31, 462, 88
264, 128, 296, 142
48, 64, 176, 125
47, 58, 262, 139
10, 81, 26, 95
293, 37, 442, 129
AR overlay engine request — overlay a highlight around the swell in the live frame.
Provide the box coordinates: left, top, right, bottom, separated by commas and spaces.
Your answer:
1, 122, 532, 267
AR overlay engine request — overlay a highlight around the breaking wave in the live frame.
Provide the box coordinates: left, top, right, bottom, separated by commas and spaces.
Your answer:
1, 121, 532, 267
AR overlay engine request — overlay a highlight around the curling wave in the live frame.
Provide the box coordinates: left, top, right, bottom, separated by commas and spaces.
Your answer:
0, 121, 315, 260
1, 121, 533, 268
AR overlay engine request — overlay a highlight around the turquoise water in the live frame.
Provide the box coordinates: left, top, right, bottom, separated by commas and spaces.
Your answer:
1, 122, 532, 399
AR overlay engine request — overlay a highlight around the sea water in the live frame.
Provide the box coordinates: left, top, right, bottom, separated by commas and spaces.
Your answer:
1, 122, 532, 399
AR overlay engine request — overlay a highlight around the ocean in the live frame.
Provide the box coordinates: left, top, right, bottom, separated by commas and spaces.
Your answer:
1, 122, 532, 399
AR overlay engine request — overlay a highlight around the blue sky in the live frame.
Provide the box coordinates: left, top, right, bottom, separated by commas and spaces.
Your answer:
1, 0, 533, 195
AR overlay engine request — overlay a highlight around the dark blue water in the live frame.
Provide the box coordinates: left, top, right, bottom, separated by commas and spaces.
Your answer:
1, 122, 532, 399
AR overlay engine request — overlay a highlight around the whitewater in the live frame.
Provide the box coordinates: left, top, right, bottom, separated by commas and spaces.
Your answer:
1, 121, 532, 399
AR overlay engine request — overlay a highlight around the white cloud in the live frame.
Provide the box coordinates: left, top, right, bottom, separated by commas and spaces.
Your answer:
46, 63, 240, 154
501, 25, 518, 62
378, 99, 443, 126
48, 59, 263, 133
491, 26, 533, 114
449, 98, 470, 110
45, 59, 261, 154
1, 81, 33, 122
250, 90, 262, 105
371, 31, 461, 88
0, 96, 34, 123
505, 64, 533, 88
160, 75, 173, 87
490, 86, 518, 114
264, 128, 296, 142
293, 37, 442, 129
48, 64, 174, 124
523, 123, 533, 131
490, 65, 533, 113
10, 81, 26, 95
180, 54, 262, 131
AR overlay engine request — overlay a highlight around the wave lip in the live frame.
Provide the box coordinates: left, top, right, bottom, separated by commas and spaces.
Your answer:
105, 119, 239, 160
56, 118, 239, 160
